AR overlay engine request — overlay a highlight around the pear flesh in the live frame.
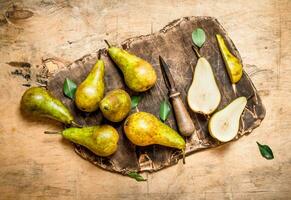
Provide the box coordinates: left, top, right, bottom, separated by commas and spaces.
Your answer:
62, 125, 119, 157
100, 89, 131, 122
216, 34, 243, 84
208, 96, 247, 142
21, 87, 74, 125
187, 57, 221, 115
107, 47, 157, 92
75, 60, 105, 112
124, 112, 185, 150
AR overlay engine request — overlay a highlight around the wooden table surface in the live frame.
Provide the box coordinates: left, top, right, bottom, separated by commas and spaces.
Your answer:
0, 0, 290, 199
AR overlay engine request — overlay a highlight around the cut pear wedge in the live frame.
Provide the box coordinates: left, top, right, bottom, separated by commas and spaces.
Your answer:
216, 34, 243, 84
187, 57, 221, 115
208, 96, 247, 142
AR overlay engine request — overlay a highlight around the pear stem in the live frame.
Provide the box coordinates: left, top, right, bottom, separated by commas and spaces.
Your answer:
192, 46, 201, 58
104, 40, 111, 48
247, 93, 254, 101
44, 131, 61, 134
232, 84, 237, 97
182, 149, 186, 164
71, 121, 83, 128
98, 50, 102, 59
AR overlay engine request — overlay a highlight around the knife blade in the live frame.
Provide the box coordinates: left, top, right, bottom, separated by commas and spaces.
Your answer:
158, 55, 195, 137
159, 56, 177, 93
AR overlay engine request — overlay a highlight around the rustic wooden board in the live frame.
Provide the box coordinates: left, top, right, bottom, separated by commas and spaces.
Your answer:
47, 16, 265, 174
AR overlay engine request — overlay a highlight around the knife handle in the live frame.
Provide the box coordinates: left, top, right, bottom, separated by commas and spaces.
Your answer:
169, 92, 195, 137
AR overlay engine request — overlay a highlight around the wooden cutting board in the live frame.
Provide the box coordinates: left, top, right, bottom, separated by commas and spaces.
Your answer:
47, 16, 265, 175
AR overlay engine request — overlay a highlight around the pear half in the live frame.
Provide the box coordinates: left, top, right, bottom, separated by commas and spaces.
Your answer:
187, 57, 221, 115
208, 96, 247, 142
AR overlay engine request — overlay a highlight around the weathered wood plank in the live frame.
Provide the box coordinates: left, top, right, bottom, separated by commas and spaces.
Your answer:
47, 16, 265, 174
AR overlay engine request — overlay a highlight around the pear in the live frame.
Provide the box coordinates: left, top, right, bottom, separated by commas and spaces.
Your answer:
21, 87, 75, 125
216, 34, 243, 84
124, 112, 185, 150
208, 96, 247, 142
46, 125, 119, 157
187, 57, 221, 115
105, 41, 157, 92
100, 89, 131, 122
75, 58, 105, 112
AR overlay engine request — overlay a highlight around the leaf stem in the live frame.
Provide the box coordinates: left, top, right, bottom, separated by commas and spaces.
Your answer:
104, 40, 111, 48
71, 121, 83, 128
246, 93, 255, 101
192, 46, 201, 58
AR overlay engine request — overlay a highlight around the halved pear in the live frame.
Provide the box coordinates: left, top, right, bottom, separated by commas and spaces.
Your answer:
208, 96, 247, 142
187, 57, 221, 115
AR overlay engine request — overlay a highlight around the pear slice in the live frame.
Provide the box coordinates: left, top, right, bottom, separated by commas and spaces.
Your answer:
216, 34, 243, 84
208, 96, 247, 142
187, 57, 221, 115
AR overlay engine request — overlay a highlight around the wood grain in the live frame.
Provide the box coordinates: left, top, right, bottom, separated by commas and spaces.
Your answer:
0, 0, 290, 199
47, 17, 265, 174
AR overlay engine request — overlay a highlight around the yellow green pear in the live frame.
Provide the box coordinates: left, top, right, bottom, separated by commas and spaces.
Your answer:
46, 125, 119, 157
105, 40, 157, 92
208, 96, 247, 142
75, 56, 105, 112
123, 112, 185, 150
216, 34, 243, 84
21, 87, 75, 125
100, 89, 131, 122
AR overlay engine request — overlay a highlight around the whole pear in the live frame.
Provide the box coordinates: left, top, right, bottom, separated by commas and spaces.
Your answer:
75, 59, 105, 112
106, 42, 157, 92
49, 125, 119, 157
124, 112, 185, 150
100, 89, 131, 122
21, 87, 74, 125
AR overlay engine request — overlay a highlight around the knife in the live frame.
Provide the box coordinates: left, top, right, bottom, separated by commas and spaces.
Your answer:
159, 56, 195, 137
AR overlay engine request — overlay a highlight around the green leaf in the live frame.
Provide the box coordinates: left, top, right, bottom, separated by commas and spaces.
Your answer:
131, 95, 142, 109
159, 100, 171, 122
192, 28, 206, 48
127, 172, 146, 182
256, 142, 274, 160
63, 78, 77, 100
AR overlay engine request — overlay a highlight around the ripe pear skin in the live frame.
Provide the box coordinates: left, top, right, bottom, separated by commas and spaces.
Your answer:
216, 34, 243, 84
75, 59, 105, 112
107, 47, 157, 92
208, 96, 247, 142
187, 57, 221, 115
100, 89, 131, 122
21, 87, 74, 125
62, 125, 119, 157
124, 112, 185, 150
